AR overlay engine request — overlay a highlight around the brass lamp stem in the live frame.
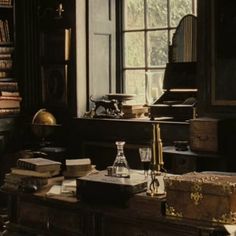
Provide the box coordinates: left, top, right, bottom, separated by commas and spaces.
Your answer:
146, 124, 164, 196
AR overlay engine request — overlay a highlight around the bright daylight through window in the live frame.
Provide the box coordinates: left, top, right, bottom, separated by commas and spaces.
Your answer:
122, 0, 197, 104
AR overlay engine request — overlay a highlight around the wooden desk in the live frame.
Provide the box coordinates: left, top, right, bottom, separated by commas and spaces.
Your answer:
3, 177, 229, 236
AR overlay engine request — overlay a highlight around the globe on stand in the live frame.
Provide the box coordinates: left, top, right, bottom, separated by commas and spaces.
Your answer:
31, 109, 61, 147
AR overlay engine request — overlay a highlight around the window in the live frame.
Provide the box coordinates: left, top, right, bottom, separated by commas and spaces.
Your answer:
122, 0, 197, 104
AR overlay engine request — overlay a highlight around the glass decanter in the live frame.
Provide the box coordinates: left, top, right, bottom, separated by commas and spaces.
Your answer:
112, 141, 130, 178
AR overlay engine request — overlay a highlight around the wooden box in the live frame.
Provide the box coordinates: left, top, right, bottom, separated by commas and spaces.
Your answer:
76, 170, 147, 205
189, 118, 219, 152
164, 172, 236, 224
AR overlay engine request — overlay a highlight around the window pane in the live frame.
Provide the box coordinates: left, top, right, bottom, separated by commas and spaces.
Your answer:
147, 0, 167, 28
148, 31, 168, 67
124, 32, 145, 67
124, 70, 146, 104
170, 0, 193, 27
123, 0, 144, 30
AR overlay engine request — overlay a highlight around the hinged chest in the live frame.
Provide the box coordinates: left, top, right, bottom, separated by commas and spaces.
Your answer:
164, 172, 236, 224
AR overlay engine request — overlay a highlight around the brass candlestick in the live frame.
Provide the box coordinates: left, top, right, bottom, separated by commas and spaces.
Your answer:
146, 124, 165, 197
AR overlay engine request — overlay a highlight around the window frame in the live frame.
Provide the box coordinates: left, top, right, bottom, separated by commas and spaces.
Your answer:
116, 0, 197, 95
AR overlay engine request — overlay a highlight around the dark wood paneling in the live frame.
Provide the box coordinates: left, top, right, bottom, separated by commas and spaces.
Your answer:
198, 0, 236, 118
68, 118, 189, 170
15, 0, 41, 112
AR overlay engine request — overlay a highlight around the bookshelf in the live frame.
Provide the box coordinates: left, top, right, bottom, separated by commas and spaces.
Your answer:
0, 0, 20, 117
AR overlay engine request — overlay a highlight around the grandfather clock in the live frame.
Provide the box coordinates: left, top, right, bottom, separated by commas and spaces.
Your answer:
38, 0, 76, 117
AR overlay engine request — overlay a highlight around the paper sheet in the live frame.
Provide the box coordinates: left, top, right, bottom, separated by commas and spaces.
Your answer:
224, 225, 236, 235
46, 185, 62, 196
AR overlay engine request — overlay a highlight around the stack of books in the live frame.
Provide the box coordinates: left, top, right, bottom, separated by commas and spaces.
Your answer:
0, 45, 21, 117
1, 157, 61, 191
122, 104, 148, 119
63, 158, 96, 178
0, 89, 21, 116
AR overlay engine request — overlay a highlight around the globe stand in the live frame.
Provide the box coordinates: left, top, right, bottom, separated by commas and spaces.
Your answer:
31, 124, 61, 148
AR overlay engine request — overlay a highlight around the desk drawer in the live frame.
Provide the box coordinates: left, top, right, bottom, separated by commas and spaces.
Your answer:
49, 208, 92, 235
102, 215, 199, 236
18, 201, 48, 231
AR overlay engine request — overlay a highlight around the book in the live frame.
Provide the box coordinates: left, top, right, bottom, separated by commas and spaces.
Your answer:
0, 81, 18, 91
0, 108, 20, 117
0, 71, 12, 79
0, 59, 13, 69
16, 157, 61, 172
0, 91, 19, 97
122, 104, 145, 110
63, 165, 97, 178
0, 20, 6, 42
0, 54, 11, 59
4, 173, 48, 186
0, 96, 21, 108
122, 104, 147, 112
63, 158, 95, 178
1, 173, 48, 192
66, 158, 91, 169
4, 20, 10, 42
0, 0, 12, 6
11, 167, 60, 178
0, 46, 14, 54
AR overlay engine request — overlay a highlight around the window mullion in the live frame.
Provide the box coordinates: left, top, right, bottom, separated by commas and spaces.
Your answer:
167, 0, 171, 46
144, 0, 148, 71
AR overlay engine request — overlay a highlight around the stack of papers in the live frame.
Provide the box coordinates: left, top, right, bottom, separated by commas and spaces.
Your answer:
46, 179, 77, 197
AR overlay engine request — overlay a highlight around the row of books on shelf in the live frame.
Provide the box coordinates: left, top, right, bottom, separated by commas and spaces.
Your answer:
0, 58, 12, 69
0, 19, 10, 42
0, 46, 14, 72
0, 46, 13, 54
0, 0, 11, 6
0, 46, 14, 82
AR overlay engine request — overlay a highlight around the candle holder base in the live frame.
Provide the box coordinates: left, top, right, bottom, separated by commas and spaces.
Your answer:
146, 170, 166, 197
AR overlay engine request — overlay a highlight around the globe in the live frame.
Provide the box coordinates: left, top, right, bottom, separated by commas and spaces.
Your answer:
31, 109, 60, 146
32, 109, 57, 125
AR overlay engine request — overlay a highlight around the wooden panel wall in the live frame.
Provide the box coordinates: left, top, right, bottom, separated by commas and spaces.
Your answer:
15, 0, 41, 113
88, 0, 116, 108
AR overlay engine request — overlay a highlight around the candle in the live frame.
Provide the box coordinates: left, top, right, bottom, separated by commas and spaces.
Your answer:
152, 124, 156, 166
156, 124, 161, 167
